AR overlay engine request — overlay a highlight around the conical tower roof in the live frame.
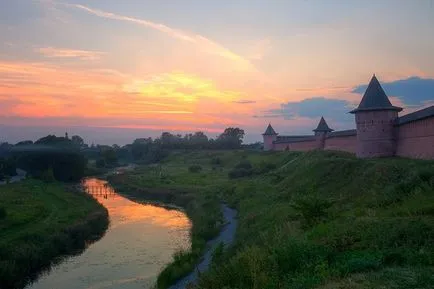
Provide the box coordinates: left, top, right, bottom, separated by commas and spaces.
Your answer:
350, 74, 402, 113
313, 117, 333, 132
262, 123, 277, 135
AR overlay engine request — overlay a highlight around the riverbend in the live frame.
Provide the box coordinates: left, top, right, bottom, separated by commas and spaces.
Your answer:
26, 178, 191, 289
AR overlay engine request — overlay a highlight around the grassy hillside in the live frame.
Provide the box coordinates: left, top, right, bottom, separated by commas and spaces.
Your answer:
109, 150, 434, 289
0, 180, 108, 289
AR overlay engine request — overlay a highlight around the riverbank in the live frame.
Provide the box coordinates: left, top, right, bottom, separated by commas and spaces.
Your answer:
110, 150, 434, 289
107, 169, 224, 288
168, 204, 237, 289
0, 179, 108, 289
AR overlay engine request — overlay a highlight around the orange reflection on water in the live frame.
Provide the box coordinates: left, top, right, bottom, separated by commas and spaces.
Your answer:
82, 178, 191, 230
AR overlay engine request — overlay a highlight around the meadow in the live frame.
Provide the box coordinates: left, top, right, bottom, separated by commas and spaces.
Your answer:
109, 150, 434, 289
0, 180, 108, 289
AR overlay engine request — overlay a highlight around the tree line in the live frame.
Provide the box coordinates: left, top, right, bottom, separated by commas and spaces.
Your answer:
0, 127, 246, 182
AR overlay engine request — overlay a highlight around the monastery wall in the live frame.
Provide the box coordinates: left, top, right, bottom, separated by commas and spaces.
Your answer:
324, 135, 357, 153
274, 140, 319, 151
396, 116, 434, 160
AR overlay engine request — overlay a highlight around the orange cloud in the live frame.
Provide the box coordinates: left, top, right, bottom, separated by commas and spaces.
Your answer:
36, 47, 106, 60
0, 60, 251, 131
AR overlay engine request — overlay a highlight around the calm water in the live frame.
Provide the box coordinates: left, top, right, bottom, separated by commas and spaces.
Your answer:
26, 178, 191, 289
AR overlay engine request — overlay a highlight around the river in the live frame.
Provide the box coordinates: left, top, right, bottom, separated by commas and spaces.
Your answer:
26, 177, 191, 289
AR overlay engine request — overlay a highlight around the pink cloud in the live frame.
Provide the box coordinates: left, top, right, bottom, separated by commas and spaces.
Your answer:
36, 47, 106, 60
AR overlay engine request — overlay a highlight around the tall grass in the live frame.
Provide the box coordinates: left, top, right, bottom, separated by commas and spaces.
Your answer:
111, 150, 434, 289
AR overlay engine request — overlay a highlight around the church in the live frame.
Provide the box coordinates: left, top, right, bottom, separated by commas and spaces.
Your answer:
263, 75, 434, 159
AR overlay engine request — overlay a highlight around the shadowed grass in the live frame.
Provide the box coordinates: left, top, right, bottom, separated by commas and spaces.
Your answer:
0, 180, 108, 289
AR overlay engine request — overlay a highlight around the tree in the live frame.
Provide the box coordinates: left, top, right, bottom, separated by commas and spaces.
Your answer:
35, 135, 72, 147
15, 140, 33, 146
71, 135, 85, 148
217, 127, 245, 148
191, 131, 209, 148
101, 148, 118, 166
131, 138, 152, 160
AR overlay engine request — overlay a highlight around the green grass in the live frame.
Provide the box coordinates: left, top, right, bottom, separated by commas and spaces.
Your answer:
0, 179, 108, 289
110, 150, 434, 289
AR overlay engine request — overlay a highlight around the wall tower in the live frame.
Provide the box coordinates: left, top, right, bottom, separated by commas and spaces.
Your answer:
262, 124, 278, 151
313, 116, 333, 149
350, 74, 402, 158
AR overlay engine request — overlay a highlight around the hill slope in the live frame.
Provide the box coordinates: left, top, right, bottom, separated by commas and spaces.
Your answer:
111, 150, 434, 289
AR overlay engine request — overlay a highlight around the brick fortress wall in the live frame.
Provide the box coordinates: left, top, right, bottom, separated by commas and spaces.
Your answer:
324, 135, 357, 153
396, 116, 434, 159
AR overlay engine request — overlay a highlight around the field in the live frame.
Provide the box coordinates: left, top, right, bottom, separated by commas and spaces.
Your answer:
109, 150, 434, 289
0, 180, 108, 289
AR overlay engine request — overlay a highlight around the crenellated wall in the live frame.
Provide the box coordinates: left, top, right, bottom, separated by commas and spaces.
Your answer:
266, 112, 433, 159
396, 117, 434, 159
324, 135, 357, 153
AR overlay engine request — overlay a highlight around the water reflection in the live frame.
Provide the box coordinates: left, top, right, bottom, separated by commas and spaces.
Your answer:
27, 178, 191, 289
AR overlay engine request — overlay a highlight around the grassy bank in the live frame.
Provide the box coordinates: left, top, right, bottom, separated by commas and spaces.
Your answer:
110, 150, 434, 289
108, 164, 223, 288
0, 180, 109, 289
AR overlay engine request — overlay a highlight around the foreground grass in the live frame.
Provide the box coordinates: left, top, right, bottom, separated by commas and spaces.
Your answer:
112, 150, 434, 289
0, 179, 108, 289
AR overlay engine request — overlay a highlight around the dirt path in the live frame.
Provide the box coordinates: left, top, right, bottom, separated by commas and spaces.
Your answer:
169, 204, 237, 289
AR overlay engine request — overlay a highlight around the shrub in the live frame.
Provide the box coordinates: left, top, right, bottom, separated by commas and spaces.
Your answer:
256, 161, 277, 174
211, 157, 222, 166
211, 242, 225, 266
95, 158, 106, 168
291, 196, 333, 227
235, 160, 252, 170
228, 168, 253, 179
0, 207, 6, 219
188, 165, 203, 173
334, 251, 383, 276
40, 168, 55, 182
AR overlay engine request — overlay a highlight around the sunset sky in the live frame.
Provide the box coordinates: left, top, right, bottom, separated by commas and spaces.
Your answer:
1, 0, 434, 144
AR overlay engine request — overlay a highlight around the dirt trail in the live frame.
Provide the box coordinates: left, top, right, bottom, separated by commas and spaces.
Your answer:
169, 204, 237, 289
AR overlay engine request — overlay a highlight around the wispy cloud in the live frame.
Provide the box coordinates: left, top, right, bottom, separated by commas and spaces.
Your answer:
233, 100, 256, 104
64, 3, 255, 71
36, 47, 105, 60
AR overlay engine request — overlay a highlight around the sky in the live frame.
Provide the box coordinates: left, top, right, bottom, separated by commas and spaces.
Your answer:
1, 0, 434, 145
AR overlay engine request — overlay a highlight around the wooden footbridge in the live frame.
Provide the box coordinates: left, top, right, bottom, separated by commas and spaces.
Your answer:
84, 185, 116, 196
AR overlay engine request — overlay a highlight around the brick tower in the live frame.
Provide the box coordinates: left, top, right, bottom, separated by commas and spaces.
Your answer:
350, 74, 402, 158
313, 117, 333, 149
262, 123, 278, 151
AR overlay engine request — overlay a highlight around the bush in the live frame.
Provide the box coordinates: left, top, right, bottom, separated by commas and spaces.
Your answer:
256, 161, 277, 174
95, 158, 106, 168
291, 196, 333, 227
40, 168, 55, 182
188, 165, 203, 173
235, 160, 252, 170
0, 207, 6, 219
211, 242, 225, 266
228, 168, 253, 179
211, 157, 222, 166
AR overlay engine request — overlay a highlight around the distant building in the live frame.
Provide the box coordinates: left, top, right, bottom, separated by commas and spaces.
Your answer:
263, 75, 434, 159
